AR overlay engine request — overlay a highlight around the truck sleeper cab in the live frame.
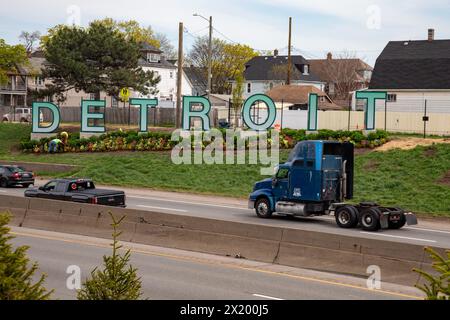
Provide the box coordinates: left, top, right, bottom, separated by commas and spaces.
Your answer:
248, 141, 417, 231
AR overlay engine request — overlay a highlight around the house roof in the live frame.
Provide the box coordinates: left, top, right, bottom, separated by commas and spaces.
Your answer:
266, 85, 342, 110
243, 55, 322, 82
183, 66, 207, 93
369, 40, 450, 90
139, 42, 162, 53
308, 57, 372, 83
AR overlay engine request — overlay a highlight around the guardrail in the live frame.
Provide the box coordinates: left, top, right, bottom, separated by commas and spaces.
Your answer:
0, 194, 442, 286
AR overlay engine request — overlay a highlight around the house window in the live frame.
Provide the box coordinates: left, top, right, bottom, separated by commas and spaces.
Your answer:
35, 76, 43, 86
269, 82, 274, 90
170, 71, 174, 79
89, 93, 96, 100
303, 65, 309, 75
147, 53, 160, 63
387, 94, 397, 102
247, 83, 251, 93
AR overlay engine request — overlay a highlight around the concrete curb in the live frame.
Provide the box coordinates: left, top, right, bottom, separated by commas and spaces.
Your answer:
0, 194, 441, 286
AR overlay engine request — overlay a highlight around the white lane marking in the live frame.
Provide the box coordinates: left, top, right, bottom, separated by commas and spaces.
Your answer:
360, 232, 436, 243
0, 189, 6, 193
252, 293, 284, 300
136, 205, 187, 213
404, 227, 450, 235
129, 195, 250, 211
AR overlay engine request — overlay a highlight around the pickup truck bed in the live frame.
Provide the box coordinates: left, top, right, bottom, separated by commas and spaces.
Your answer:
25, 178, 126, 207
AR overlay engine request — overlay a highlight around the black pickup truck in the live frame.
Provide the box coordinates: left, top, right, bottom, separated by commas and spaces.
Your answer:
24, 178, 126, 207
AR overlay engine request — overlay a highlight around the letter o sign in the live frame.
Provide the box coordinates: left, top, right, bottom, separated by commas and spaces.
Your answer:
241, 94, 277, 131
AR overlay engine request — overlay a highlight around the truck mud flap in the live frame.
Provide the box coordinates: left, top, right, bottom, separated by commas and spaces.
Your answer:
405, 212, 418, 226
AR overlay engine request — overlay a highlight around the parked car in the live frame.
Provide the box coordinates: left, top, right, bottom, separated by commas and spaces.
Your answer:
25, 178, 126, 207
2, 108, 43, 123
0, 165, 35, 188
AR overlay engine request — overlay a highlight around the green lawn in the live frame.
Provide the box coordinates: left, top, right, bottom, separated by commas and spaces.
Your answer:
1, 123, 449, 216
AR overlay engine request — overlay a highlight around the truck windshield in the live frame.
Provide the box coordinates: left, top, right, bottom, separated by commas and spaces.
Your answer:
68, 181, 95, 192
8, 167, 25, 173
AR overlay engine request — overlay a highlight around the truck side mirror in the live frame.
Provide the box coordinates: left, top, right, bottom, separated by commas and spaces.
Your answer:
272, 178, 278, 187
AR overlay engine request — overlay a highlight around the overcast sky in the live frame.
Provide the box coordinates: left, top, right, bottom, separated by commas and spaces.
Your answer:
2, 0, 450, 65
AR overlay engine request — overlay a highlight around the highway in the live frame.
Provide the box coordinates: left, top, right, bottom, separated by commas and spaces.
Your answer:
10, 227, 423, 300
1, 184, 450, 248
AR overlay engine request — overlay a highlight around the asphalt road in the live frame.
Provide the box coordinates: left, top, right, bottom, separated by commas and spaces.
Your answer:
10, 227, 423, 300
1, 185, 449, 248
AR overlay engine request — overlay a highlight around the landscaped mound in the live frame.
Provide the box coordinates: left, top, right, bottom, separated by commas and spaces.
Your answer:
20, 129, 390, 153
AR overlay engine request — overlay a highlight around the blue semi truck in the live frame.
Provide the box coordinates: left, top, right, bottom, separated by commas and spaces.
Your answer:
248, 140, 417, 231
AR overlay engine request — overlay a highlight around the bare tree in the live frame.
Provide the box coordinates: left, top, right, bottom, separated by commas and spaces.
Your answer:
268, 64, 301, 81
154, 32, 177, 60
319, 51, 370, 104
19, 31, 41, 54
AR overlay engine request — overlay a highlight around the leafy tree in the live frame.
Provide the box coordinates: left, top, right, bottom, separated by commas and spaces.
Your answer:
95, 18, 160, 48
413, 247, 449, 300
41, 21, 160, 103
77, 212, 143, 300
188, 37, 258, 94
0, 212, 53, 300
0, 39, 28, 85
19, 31, 41, 54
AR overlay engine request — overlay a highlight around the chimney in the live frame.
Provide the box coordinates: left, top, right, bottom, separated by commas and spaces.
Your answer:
274, 49, 279, 57
327, 52, 332, 60
428, 28, 435, 42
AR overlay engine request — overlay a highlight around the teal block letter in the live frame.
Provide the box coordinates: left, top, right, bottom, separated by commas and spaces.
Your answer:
182, 96, 211, 131
32, 102, 60, 133
81, 100, 106, 133
129, 98, 158, 132
307, 93, 318, 131
355, 91, 387, 131
242, 94, 276, 131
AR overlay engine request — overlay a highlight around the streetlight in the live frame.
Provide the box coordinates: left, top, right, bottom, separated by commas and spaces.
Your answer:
193, 13, 212, 98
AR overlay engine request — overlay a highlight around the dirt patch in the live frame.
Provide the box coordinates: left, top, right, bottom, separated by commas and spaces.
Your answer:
438, 170, 450, 186
376, 137, 450, 152
423, 145, 438, 157
363, 160, 380, 172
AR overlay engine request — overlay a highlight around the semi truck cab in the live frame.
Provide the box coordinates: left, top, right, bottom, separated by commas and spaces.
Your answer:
249, 140, 417, 231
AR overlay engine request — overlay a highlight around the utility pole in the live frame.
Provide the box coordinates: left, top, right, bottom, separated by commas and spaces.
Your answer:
194, 13, 213, 98
287, 17, 292, 85
176, 22, 183, 128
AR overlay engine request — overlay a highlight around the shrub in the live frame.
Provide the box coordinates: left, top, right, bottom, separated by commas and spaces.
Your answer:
77, 212, 143, 300
413, 247, 449, 300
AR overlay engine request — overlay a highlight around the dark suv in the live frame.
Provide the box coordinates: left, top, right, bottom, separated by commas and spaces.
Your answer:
0, 165, 35, 188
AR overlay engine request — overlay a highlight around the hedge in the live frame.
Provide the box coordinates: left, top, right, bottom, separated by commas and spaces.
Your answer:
20, 129, 390, 153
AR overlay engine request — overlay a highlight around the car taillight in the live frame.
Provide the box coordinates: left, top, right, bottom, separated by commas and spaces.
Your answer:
91, 197, 97, 204
12, 173, 21, 179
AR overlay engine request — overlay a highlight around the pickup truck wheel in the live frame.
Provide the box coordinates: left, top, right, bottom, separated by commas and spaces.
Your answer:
388, 213, 406, 229
360, 207, 381, 231
335, 206, 358, 228
255, 198, 273, 218
0, 178, 9, 188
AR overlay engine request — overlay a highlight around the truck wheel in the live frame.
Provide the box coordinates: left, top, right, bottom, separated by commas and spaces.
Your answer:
360, 207, 381, 231
335, 206, 359, 228
388, 213, 406, 229
255, 198, 273, 219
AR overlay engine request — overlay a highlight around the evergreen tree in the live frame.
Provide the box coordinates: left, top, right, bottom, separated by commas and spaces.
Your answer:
77, 213, 143, 300
0, 212, 52, 300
